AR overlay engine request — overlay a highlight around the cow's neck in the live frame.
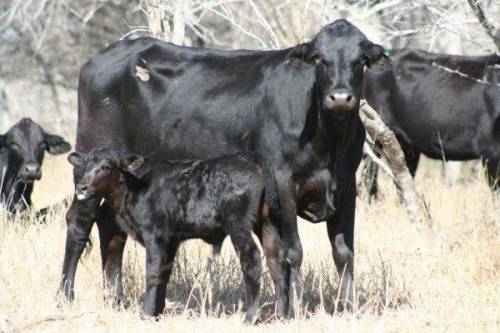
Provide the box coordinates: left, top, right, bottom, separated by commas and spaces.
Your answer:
104, 184, 127, 215
317, 108, 361, 174
0, 161, 33, 212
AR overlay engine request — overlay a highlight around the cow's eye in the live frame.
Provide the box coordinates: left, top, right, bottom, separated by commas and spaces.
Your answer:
312, 55, 322, 65
102, 164, 111, 171
359, 55, 369, 66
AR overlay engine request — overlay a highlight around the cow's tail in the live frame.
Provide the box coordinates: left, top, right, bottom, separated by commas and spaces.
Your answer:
238, 152, 281, 221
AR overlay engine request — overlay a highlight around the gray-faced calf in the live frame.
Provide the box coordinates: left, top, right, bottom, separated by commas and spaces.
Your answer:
67, 148, 288, 323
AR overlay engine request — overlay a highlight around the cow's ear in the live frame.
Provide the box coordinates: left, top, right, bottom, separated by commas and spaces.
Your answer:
0, 135, 6, 154
287, 42, 321, 65
364, 43, 391, 71
67, 152, 85, 168
44, 133, 72, 155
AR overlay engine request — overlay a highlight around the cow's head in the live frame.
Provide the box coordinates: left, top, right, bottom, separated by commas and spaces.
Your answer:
287, 19, 389, 113
68, 148, 144, 201
0, 118, 71, 183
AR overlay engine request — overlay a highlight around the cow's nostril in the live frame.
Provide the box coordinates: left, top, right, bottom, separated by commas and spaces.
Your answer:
77, 184, 88, 192
346, 95, 352, 102
24, 164, 40, 174
330, 95, 336, 101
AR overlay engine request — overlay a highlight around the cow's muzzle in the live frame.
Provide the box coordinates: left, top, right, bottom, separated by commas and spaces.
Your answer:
324, 89, 357, 112
18, 162, 42, 182
75, 184, 91, 201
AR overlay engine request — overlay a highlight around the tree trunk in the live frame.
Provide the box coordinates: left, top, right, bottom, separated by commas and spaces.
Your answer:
172, 0, 186, 45
360, 103, 432, 227
146, 0, 186, 45
147, 1, 170, 41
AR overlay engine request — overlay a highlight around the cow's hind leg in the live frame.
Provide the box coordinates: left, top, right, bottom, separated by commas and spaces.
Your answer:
257, 217, 288, 318
96, 201, 127, 306
278, 183, 302, 318
59, 197, 99, 302
483, 157, 500, 190
398, 139, 421, 177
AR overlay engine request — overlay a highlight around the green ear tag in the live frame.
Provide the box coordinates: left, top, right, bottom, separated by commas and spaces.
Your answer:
382, 49, 390, 58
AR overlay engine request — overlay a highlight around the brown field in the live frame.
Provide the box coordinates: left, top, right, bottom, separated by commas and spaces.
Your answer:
0, 157, 498, 332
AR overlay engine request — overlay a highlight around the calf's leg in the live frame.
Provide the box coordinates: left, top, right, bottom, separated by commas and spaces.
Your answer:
143, 241, 179, 317
230, 231, 262, 324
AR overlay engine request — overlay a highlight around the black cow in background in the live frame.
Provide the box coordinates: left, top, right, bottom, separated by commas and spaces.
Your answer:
0, 117, 71, 213
59, 19, 389, 317
363, 49, 500, 196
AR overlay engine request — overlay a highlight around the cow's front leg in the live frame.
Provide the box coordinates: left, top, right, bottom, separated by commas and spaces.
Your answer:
59, 197, 99, 302
277, 180, 302, 318
327, 178, 356, 311
96, 202, 127, 306
142, 240, 179, 317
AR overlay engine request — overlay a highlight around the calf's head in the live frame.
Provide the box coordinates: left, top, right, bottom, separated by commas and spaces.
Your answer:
287, 19, 389, 113
0, 118, 71, 183
68, 148, 144, 201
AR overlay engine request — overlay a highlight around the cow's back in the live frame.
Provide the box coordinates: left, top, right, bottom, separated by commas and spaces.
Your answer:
76, 37, 315, 164
364, 49, 500, 160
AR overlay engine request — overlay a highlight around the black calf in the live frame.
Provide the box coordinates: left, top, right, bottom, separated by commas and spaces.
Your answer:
67, 148, 286, 322
0, 118, 71, 213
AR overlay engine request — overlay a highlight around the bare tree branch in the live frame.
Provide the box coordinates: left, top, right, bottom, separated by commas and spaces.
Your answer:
467, 0, 500, 52
360, 102, 433, 227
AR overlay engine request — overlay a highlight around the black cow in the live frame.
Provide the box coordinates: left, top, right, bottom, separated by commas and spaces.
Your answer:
59, 19, 388, 316
363, 49, 500, 195
67, 148, 284, 322
0, 118, 71, 213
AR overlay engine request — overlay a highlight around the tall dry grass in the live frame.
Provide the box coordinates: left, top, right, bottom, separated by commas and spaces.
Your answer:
0, 158, 498, 332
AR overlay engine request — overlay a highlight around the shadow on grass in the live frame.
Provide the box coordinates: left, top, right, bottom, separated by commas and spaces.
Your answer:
121, 245, 412, 321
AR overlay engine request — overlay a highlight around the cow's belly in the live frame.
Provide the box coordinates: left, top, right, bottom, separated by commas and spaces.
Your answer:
410, 127, 481, 160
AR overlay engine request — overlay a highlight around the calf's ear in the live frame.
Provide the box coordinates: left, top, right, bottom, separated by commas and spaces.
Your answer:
287, 42, 321, 65
44, 133, 72, 155
67, 152, 84, 168
121, 154, 145, 172
364, 42, 391, 71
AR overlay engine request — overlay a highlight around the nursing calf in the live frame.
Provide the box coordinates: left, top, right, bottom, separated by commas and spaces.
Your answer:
67, 148, 286, 322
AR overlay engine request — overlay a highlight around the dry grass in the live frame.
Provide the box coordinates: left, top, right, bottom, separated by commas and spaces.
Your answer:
0, 158, 498, 332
